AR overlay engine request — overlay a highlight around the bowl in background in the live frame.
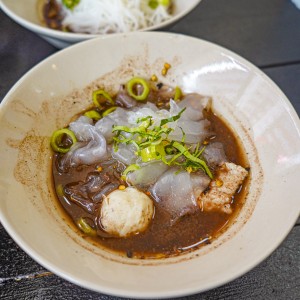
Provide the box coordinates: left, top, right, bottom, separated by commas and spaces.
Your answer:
0, 0, 201, 48
0, 32, 299, 298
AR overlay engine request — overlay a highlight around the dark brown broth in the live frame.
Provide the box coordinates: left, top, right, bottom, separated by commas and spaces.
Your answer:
52, 95, 249, 259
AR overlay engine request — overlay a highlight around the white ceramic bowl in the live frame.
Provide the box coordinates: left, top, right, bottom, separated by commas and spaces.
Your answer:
0, 32, 299, 298
0, 0, 201, 48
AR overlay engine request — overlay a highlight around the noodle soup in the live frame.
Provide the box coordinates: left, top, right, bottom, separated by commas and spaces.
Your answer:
51, 76, 250, 259
39, 0, 174, 34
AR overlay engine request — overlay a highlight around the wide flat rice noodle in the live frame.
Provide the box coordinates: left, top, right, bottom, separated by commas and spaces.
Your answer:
177, 93, 210, 121
168, 119, 211, 144
59, 116, 107, 170
115, 85, 137, 108
190, 172, 211, 198
150, 168, 199, 224
203, 142, 228, 167
95, 108, 129, 142
111, 143, 137, 165
126, 161, 169, 187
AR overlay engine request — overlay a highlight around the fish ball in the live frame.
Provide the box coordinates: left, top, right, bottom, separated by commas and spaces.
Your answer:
100, 187, 154, 237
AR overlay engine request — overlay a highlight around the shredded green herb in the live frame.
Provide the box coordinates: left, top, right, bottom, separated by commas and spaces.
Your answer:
160, 108, 185, 126
112, 108, 213, 178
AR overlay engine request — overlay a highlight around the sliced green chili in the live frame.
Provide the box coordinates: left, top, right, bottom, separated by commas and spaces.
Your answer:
92, 89, 114, 108
77, 218, 97, 236
102, 106, 117, 117
62, 0, 80, 10
126, 77, 150, 101
84, 110, 102, 121
50, 128, 77, 153
56, 184, 64, 197
174, 86, 182, 101
148, 0, 170, 9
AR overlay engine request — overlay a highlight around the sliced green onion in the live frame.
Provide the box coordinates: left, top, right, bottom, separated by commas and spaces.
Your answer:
140, 142, 167, 162
113, 124, 152, 135
77, 218, 97, 236
84, 110, 102, 121
62, 0, 80, 10
50, 128, 77, 153
93, 89, 114, 108
102, 106, 117, 117
126, 77, 150, 101
136, 115, 153, 128
140, 145, 158, 162
164, 144, 177, 155
174, 86, 182, 101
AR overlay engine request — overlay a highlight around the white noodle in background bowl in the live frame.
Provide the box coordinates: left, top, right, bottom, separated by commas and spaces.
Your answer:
0, 32, 299, 298
0, 0, 201, 48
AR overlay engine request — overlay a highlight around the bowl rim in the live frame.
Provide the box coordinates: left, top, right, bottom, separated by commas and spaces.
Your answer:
0, 0, 202, 41
0, 32, 300, 298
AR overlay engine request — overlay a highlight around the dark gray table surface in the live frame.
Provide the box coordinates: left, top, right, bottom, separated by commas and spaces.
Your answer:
1, 0, 299, 299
